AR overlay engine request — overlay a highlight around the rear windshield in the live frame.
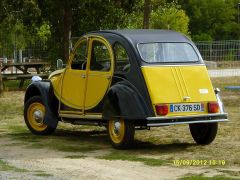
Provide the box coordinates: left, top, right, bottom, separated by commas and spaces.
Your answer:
138, 43, 199, 63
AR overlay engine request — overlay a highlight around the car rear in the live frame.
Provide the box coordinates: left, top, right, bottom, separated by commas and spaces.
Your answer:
138, 41, 228, 126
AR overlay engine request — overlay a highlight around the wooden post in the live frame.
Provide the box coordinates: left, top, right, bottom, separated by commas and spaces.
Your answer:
63, 6, 72, 63
0, 70, 3, 96
143, 0, 151, 29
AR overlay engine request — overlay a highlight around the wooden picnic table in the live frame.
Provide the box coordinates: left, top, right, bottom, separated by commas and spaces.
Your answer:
0, 62, 51, 88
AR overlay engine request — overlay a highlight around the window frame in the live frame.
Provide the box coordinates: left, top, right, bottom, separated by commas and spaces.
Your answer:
137, 42, 200, 64
113, 42, 131, 74
89, 39, 112, 72
69, 37, 88, 70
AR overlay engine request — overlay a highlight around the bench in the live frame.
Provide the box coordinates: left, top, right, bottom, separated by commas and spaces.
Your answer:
1, 62, 51, 89
2, 73, 49, 80
2, 73, 49, 88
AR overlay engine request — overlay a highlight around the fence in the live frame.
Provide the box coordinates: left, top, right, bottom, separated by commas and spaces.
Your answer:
195, 40, 240, 69
1, 36, 240, 76
0, 37, 48, 63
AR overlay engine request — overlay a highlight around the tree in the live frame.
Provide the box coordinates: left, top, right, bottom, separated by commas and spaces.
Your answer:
0, 73, 3, 97
143, 0, 151, 29
179, 0, 240, 40
0, 0, 45, 58
124, 1, 190, 36
38, 0, 136, 62
150, 3, 190, 35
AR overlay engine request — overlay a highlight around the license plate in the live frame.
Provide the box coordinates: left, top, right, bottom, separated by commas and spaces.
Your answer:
170, 103, 204, 113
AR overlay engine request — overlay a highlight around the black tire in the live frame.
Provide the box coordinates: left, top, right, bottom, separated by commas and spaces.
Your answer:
189, 123, 218, 145
24, 96, 56, 135
108, 119, 135, 149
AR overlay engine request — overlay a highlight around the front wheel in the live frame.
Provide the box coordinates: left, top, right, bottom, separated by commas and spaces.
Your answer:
108, 119, 135, 149
24, 96, 56, 135
189, 123, 218, 145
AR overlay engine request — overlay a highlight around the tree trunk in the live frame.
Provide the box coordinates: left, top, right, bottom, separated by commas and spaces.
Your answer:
0, 72, 3, 97
63, 7, 72, 63
143, 0, 151, 29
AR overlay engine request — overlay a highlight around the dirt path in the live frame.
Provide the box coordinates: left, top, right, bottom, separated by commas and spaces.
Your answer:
0, 137, 229, 180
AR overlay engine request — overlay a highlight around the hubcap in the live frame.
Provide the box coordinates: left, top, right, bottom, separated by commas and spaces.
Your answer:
114, 121, 121, 135
109, 119, 125, 144
33, 110, 44, 123
27, 102, 47, 131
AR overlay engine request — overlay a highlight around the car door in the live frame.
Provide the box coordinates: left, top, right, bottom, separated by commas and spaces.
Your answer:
60, 37, 88, 113
84, 36, 114, 111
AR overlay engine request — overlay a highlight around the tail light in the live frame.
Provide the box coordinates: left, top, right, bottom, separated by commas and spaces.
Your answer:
208, 102, 219, 113
155, 104, 168, 116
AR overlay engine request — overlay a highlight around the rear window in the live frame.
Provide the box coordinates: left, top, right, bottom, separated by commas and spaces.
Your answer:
138, 43, 199, 63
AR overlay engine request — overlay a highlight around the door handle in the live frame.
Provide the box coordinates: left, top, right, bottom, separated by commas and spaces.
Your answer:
81, 74, 86, 78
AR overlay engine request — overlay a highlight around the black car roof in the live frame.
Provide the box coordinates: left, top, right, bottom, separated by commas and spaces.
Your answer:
94, 29, 191, 45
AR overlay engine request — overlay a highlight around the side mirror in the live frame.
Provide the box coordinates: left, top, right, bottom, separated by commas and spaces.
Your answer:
57, 59, 64, 69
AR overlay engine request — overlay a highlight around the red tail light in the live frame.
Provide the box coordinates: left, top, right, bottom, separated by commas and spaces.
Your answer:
208, 102, 219, 113
155, 104, 168, 116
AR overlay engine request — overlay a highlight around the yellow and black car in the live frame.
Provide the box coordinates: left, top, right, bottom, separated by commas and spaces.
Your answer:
24, 30, 228, 149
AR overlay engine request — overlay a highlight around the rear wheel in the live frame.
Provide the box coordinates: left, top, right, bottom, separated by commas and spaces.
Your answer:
189, 123, 218, 145
108, 119, 135, 149
24, 96, 56, 135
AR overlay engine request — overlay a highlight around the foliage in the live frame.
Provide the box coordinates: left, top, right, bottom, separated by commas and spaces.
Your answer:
36, 22, 51, 42
150, 3, 190, 36
180, 0, 240, 41
0, 0, 239, 63
192, 33, 213, 42
120, 1, 190, 35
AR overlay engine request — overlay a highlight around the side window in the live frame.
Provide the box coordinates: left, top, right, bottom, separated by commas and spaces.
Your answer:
113, 42, 130, 73
71, 39, 87, 70
90, 40, 111, 71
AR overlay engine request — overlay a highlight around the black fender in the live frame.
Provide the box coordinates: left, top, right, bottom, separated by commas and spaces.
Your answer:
24, 80, 58, 128
103, 81, 152, 121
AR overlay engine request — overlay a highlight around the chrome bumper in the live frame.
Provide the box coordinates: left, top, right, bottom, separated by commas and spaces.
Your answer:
146, 113, 228, 127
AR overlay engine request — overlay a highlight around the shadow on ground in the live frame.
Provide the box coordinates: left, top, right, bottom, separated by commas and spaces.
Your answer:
5, 128, 196, 154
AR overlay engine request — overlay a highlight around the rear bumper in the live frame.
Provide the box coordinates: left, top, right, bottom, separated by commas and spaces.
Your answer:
146, 113, 228, 127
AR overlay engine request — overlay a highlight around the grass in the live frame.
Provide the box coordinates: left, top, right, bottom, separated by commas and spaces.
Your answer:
218, 170, 240, 177
0, 156, 52, 177
98, 152, 168, 166
65, 155, 86, 159
3, 80, 30, 91
0, 77, 240, 178
211, 77, 240, 107
33, 171, 53, 177
180, 175, 236, 180
29, 141, 102, 152
0, 159, 28, 172
5, 129, 107, 153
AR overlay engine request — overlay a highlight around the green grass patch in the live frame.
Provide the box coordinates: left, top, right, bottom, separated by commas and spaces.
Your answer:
3, 80, 30, 91
51, 143, 95, 152
7, 125, 28, 134
6, 127, 109, 153
34, 170, 53, 177
0, 159, 28, 172
218, 170, 240, 177
211, 77, 240, 107
65, 155, 86, 159
11, 132, 103, 153
7, 132, 42, 143
98, 152, 168, 166
179, 175, 236, 180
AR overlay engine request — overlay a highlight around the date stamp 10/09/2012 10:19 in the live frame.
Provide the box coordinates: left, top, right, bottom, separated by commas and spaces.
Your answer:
173, 159, 226, 166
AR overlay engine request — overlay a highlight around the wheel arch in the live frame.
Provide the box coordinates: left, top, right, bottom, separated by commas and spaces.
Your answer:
24, 81, 59, 128
103, 81, 151, 123
24, 84, 41, 104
